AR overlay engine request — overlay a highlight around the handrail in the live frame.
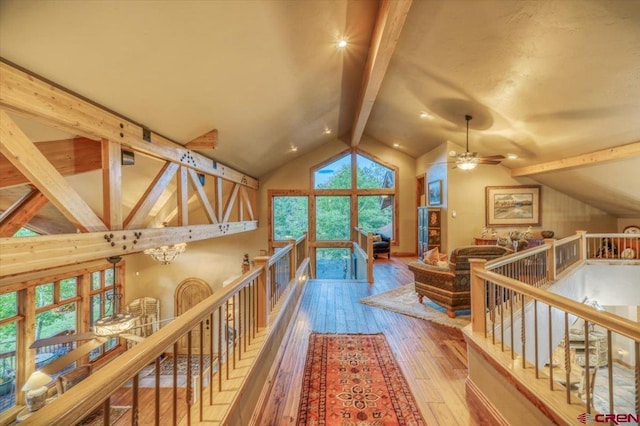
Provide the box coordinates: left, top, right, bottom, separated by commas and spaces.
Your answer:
468, 231, 640, 422
476, 269, 640, 341
22, 236, 310, 426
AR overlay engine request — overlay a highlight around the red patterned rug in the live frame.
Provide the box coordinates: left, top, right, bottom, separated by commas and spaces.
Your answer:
297, 333, 426, 425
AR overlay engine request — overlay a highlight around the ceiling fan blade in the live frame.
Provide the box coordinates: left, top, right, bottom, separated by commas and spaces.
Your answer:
477, 159, 503, 165
120, 333, 145, 343
40, 337, 107, 375
30, 331, 98, 349
479, 154, 506, 160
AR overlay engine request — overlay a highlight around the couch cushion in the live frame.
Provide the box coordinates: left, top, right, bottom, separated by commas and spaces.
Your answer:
423, 247, 441, 265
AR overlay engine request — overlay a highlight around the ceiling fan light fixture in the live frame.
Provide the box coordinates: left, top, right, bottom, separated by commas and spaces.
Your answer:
457, 160, 478, 171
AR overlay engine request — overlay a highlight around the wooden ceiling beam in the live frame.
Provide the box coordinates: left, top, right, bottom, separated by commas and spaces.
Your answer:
350, 0, 412, 146
187, 168, 218, 224
124, 162, 179, 230
0, 221, 258, 278
0, 61, 257, 189
222, 184, 240, 223
511, 141, 640, 177
0, 188, 49, 237
185, 129, 218, 150
101, 139, 123, 230
0, 110, 107, 232
0, 137, 101, 189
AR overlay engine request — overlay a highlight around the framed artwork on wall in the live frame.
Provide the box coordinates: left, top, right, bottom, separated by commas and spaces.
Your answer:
428, 180, 442, 205
486, 185, 542, 227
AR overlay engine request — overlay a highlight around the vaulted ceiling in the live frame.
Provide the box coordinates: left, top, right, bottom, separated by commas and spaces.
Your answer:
1, 0, 639, 222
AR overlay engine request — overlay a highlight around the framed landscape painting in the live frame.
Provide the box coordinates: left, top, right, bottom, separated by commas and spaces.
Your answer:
486, 185, 541, 227
428, 180, 442, 205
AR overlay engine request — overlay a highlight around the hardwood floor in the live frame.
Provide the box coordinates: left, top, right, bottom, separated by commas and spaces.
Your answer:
257, 256, 482, 425
104, 257, 482, 425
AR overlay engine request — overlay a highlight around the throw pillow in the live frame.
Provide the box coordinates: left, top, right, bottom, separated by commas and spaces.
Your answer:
423, 247, 440, 265
372, 235, 382, 242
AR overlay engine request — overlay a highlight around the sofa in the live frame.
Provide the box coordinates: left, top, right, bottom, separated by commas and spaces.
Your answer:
372, 233, 391, 258
408, 245, 511, 318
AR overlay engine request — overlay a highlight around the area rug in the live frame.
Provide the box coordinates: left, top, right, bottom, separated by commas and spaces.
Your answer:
78, 405, 130, 426
157, 354, 211, 376
297, 333, 426, 425
359, 283, 471, 329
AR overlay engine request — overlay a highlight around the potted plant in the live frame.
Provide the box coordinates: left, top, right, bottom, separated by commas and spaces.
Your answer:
0, 371, 15, 397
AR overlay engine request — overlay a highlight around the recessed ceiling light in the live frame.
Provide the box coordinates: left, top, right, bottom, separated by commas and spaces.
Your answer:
324, 127, 332, 135
419, 111, 433, 119
337, 39, 348, 48
507, 153, 518, 160
393, 143, 400, 148
290, 146, 298, 152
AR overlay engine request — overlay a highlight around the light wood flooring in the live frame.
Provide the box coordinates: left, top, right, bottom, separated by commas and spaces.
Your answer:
257, 256, 483, 425
107, 257, 484, 425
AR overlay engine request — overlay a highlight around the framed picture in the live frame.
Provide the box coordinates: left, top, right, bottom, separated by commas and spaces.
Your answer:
428, 180, 442, 205
428, 228, 441, 245
428, 209, 441, 228
485, 185, 542, 227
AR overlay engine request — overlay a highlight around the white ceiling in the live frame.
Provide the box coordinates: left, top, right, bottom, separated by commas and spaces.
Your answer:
0, 0, 639, 218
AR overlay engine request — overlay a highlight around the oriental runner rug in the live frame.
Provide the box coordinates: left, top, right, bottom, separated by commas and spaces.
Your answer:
297, 333, 426, 425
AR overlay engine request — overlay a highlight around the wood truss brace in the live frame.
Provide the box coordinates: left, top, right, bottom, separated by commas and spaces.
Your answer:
0, 60, 259, 277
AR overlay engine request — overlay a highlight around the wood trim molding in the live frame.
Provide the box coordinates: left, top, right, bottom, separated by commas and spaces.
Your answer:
511, 140, 640, 177
465, 378, 509, 426
350, 0, 412, 146
0, 60, 257, 189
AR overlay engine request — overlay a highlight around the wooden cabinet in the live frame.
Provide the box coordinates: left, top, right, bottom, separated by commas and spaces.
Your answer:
418, 207, 441, 259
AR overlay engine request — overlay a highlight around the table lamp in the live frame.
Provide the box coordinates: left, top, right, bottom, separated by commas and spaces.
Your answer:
22, 371, 52, 411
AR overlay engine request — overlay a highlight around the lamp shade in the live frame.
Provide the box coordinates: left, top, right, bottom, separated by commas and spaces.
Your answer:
22, 371, 52, 391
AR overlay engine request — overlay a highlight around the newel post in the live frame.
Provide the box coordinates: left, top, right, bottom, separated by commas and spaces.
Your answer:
253, 256, 270, 328
469, 258, 487, 334
544, 238, 557, 282
576, 230, 588, 261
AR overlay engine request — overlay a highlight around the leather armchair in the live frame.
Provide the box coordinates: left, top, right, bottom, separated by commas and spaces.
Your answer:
372, 233, 391, 258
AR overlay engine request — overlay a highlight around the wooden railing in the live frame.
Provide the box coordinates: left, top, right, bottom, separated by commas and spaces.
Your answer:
20, 237, 310, 426
352, 227, 373, 283
468, 231, 640, 422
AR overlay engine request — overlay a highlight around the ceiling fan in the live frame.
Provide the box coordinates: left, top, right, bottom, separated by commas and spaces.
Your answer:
441, 115, 505, 170
30, 256, 160, 375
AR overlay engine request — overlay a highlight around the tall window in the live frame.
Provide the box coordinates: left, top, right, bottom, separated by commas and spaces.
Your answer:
0, 263, 124, 414
0, 292, 17, 412
89, 269, 119, 360
272, 196, 309, 241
